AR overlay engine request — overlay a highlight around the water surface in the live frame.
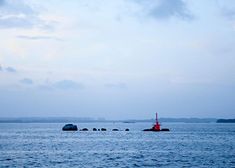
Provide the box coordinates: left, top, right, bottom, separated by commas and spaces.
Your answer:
0, 122, 234, 167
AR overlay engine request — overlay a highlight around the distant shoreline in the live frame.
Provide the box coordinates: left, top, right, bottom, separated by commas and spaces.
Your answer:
216, 119, 235, 123
0, 117, 227, 123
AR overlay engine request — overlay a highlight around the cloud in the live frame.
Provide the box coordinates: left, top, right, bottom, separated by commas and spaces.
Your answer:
0, 0, 5, 6
17, 35, 62, 41
216, 0, 235, 20
0, 17, 35, 29
0, 0, 52, 29
38, 84, 53, 91
222, 8, 235, 20
0, 65, 2, 71
105, 82, 127, 89
0, 0, 35, 28
20, 78, 33, 85
53, 80, 83, 90
5, 66, 16, 73
136, 0, 193, 20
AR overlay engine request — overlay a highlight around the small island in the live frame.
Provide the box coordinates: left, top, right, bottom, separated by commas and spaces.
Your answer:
216, 119, 235, 123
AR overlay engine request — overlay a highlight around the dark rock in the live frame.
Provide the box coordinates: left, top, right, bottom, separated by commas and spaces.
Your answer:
93, 128, 97, 131
125, 129, 129, 131
81, 128, 88, 131
161, 128, 170, 131
98, 129, 100, 131
62, 124, 78, 131
101, 128, 106, 131
112, 129, 119, 131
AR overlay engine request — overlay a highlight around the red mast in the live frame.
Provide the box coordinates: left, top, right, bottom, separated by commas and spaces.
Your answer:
154, 112, 161, 131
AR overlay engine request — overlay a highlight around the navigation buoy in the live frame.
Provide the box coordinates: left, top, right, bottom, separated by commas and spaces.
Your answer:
143, 112, 170, 132
154, 112, 161, 131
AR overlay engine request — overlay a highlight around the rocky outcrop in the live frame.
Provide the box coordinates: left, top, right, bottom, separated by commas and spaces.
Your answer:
62, 124, 78, 131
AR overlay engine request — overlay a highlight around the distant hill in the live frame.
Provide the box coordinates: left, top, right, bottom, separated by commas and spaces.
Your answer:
123, 118, 217, 123
0, 117, 97, 123
216, 119, 235, 123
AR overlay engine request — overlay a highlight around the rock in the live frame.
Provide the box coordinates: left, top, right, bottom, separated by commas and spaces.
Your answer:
101, 128, 106, 131
125, 129, 129, 131
62, 124, 78, 131
93, 128, 97, 131
81, 128, 88, 131
112, 129, 119, 131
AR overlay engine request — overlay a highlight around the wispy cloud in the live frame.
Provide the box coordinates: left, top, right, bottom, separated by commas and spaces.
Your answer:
38, 84, 53, 91
5, 66, 16, 73
222, 8, 235, 20
0, 0, 4, 6
17, 35, 63, 41
105, 82, 127, 89
216, 0, 235, 20
0, 0, 53, 29
20, 78, 33, 85
135, 0, 193, 20
53, 80, 84, 90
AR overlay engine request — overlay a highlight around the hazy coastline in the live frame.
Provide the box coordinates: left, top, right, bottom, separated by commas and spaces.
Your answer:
0, 117, 222, 123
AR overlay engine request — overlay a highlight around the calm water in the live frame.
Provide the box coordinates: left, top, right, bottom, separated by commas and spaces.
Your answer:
0, 122, 234, 167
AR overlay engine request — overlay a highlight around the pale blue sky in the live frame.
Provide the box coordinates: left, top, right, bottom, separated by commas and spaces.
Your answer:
0, 0, 235, 119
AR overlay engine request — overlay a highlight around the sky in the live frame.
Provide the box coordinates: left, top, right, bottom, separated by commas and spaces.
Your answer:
0, 0, 235, 119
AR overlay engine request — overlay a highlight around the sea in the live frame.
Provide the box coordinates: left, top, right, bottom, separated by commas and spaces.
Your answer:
0, 122, 234, 167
